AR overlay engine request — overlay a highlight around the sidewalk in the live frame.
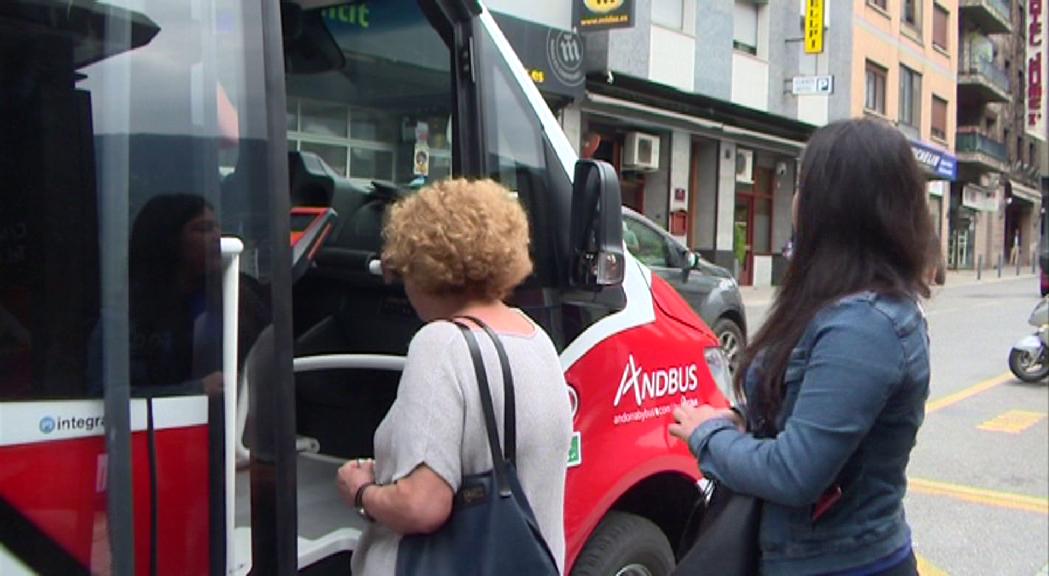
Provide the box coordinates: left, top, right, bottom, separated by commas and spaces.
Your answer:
739, 269, 1040, 308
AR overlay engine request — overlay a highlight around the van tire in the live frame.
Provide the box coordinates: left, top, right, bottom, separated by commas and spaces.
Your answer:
571, 511, 675, 576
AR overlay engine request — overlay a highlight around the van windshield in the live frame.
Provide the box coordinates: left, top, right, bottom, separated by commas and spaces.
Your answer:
287, 0, 453, 188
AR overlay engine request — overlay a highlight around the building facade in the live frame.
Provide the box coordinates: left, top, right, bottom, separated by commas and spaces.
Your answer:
852, 0, 960, 256
572, 0, 815, 287
488, 0, 969, 285
951, 0, 1047, 271
999, 0, 1046, 271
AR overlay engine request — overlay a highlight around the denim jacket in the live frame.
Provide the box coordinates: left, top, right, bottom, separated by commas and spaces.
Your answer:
689, 292, 930, 576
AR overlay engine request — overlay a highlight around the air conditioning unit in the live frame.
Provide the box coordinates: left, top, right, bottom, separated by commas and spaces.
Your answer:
735, 148, 754, 183
623, 132, 660, 172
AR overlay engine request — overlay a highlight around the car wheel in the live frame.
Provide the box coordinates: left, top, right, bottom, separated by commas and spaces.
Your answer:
571, 511, 675, 576
713, 318, 745, 375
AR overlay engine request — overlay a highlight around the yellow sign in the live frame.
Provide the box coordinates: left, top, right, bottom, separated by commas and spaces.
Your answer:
584, 0, 625, 14
805, 0, 824, 54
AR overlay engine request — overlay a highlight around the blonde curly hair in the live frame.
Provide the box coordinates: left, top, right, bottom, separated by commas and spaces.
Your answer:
381, 179, 533, 300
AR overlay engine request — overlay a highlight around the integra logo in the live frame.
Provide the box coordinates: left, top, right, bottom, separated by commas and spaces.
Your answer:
39, 417, 56, 434
38, 415, 104, 434
614, 355, 699, 407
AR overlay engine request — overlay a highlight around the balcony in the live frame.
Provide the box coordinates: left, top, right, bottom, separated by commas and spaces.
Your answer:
958, 57, 1011, 103
956, 129, 1009, 172
959, 0, 1012, 35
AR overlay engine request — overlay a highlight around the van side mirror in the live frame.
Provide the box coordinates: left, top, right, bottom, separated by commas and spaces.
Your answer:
570, 160, 625, 289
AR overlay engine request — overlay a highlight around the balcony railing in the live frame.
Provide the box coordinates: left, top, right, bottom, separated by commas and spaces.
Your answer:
956, 131, 1008, 162
962, 57, 1011, 93
985, 0, 1011, 24
959, 0, 1012, 34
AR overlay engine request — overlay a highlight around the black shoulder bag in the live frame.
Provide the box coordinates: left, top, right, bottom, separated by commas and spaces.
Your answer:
395, 317, 559, 576
672, 480, 762, 576
672, 417, 765, 576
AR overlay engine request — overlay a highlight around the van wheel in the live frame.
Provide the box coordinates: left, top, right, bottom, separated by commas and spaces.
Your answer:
713, 318, 745, 375
571, 511, 675, 576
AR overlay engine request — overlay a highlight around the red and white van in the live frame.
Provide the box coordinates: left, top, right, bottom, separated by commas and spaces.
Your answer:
0, 0, 732, 574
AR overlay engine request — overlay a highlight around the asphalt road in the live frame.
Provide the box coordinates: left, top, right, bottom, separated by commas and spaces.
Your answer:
742, 275, 1048, 576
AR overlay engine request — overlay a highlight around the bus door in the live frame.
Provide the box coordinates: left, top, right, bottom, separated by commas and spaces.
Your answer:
1, 0, 292, 574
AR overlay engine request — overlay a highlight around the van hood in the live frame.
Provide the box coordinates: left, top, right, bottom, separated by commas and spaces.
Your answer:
648, 273, 717, 345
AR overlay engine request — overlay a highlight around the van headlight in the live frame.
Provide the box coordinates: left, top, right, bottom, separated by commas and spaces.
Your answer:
704, 347, 734, 401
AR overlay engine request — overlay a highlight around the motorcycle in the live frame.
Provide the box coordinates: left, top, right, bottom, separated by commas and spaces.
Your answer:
1008, 297, 1049, 383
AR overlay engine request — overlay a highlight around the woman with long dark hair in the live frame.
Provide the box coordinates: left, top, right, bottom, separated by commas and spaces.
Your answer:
670, 119, 933, 575
129, 194, 224, 391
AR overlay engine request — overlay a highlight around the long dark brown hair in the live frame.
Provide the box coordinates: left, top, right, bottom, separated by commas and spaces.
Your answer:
735, 119, 934, 428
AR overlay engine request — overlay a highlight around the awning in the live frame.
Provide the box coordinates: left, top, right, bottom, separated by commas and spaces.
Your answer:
586, 73, 815, 151
585, 93, 808, 154
1009, 180, 1042, 204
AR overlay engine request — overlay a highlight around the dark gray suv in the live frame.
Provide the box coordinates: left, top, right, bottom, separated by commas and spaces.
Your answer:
623, 208, 747, 373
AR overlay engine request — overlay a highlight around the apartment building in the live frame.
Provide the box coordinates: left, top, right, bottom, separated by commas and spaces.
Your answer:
949, 0, 1047, 270
488, 0, 824, 287
487, 0, 968, 285
843, 0, 958, 256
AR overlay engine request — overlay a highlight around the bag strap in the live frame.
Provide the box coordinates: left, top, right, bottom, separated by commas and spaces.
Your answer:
456, 315, 516, 464
450, 320, 513, 498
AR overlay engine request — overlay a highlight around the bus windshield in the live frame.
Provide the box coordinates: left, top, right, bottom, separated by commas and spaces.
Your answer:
286, 0, 453, 188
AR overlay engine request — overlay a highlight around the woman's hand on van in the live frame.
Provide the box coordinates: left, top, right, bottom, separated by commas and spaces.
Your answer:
669, 402, 742, 443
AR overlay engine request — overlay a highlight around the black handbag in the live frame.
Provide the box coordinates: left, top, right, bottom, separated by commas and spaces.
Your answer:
395, 317, 559, 576
672, 479, 762, 576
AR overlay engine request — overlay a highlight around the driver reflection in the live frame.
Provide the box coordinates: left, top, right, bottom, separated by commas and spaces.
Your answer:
128, 193, 223, 394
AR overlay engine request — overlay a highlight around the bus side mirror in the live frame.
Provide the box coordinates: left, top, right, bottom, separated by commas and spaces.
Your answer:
570, 160, 625, 289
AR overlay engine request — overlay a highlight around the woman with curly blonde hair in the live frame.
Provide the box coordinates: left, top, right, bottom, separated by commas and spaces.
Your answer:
337, 179, 573, 575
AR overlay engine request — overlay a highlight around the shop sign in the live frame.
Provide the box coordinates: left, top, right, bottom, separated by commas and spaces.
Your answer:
962, 184, 997, 212
804, 0, 824, 54
574, 0, 635, 31
910, 140, 957, 181
792, 75, 833, 95
493, 13, 586, 99
1027, 0, 1047, 141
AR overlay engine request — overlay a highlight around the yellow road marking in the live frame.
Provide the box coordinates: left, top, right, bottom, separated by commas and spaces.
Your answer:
977, 410, 1047, 434
909, 477, 1049, 514
916, 554, 949, 576
925, 372, 1013, 414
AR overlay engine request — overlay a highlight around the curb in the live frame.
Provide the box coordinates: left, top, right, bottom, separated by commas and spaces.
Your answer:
740, 273, 1039, 309
939, 273, 1037, 288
